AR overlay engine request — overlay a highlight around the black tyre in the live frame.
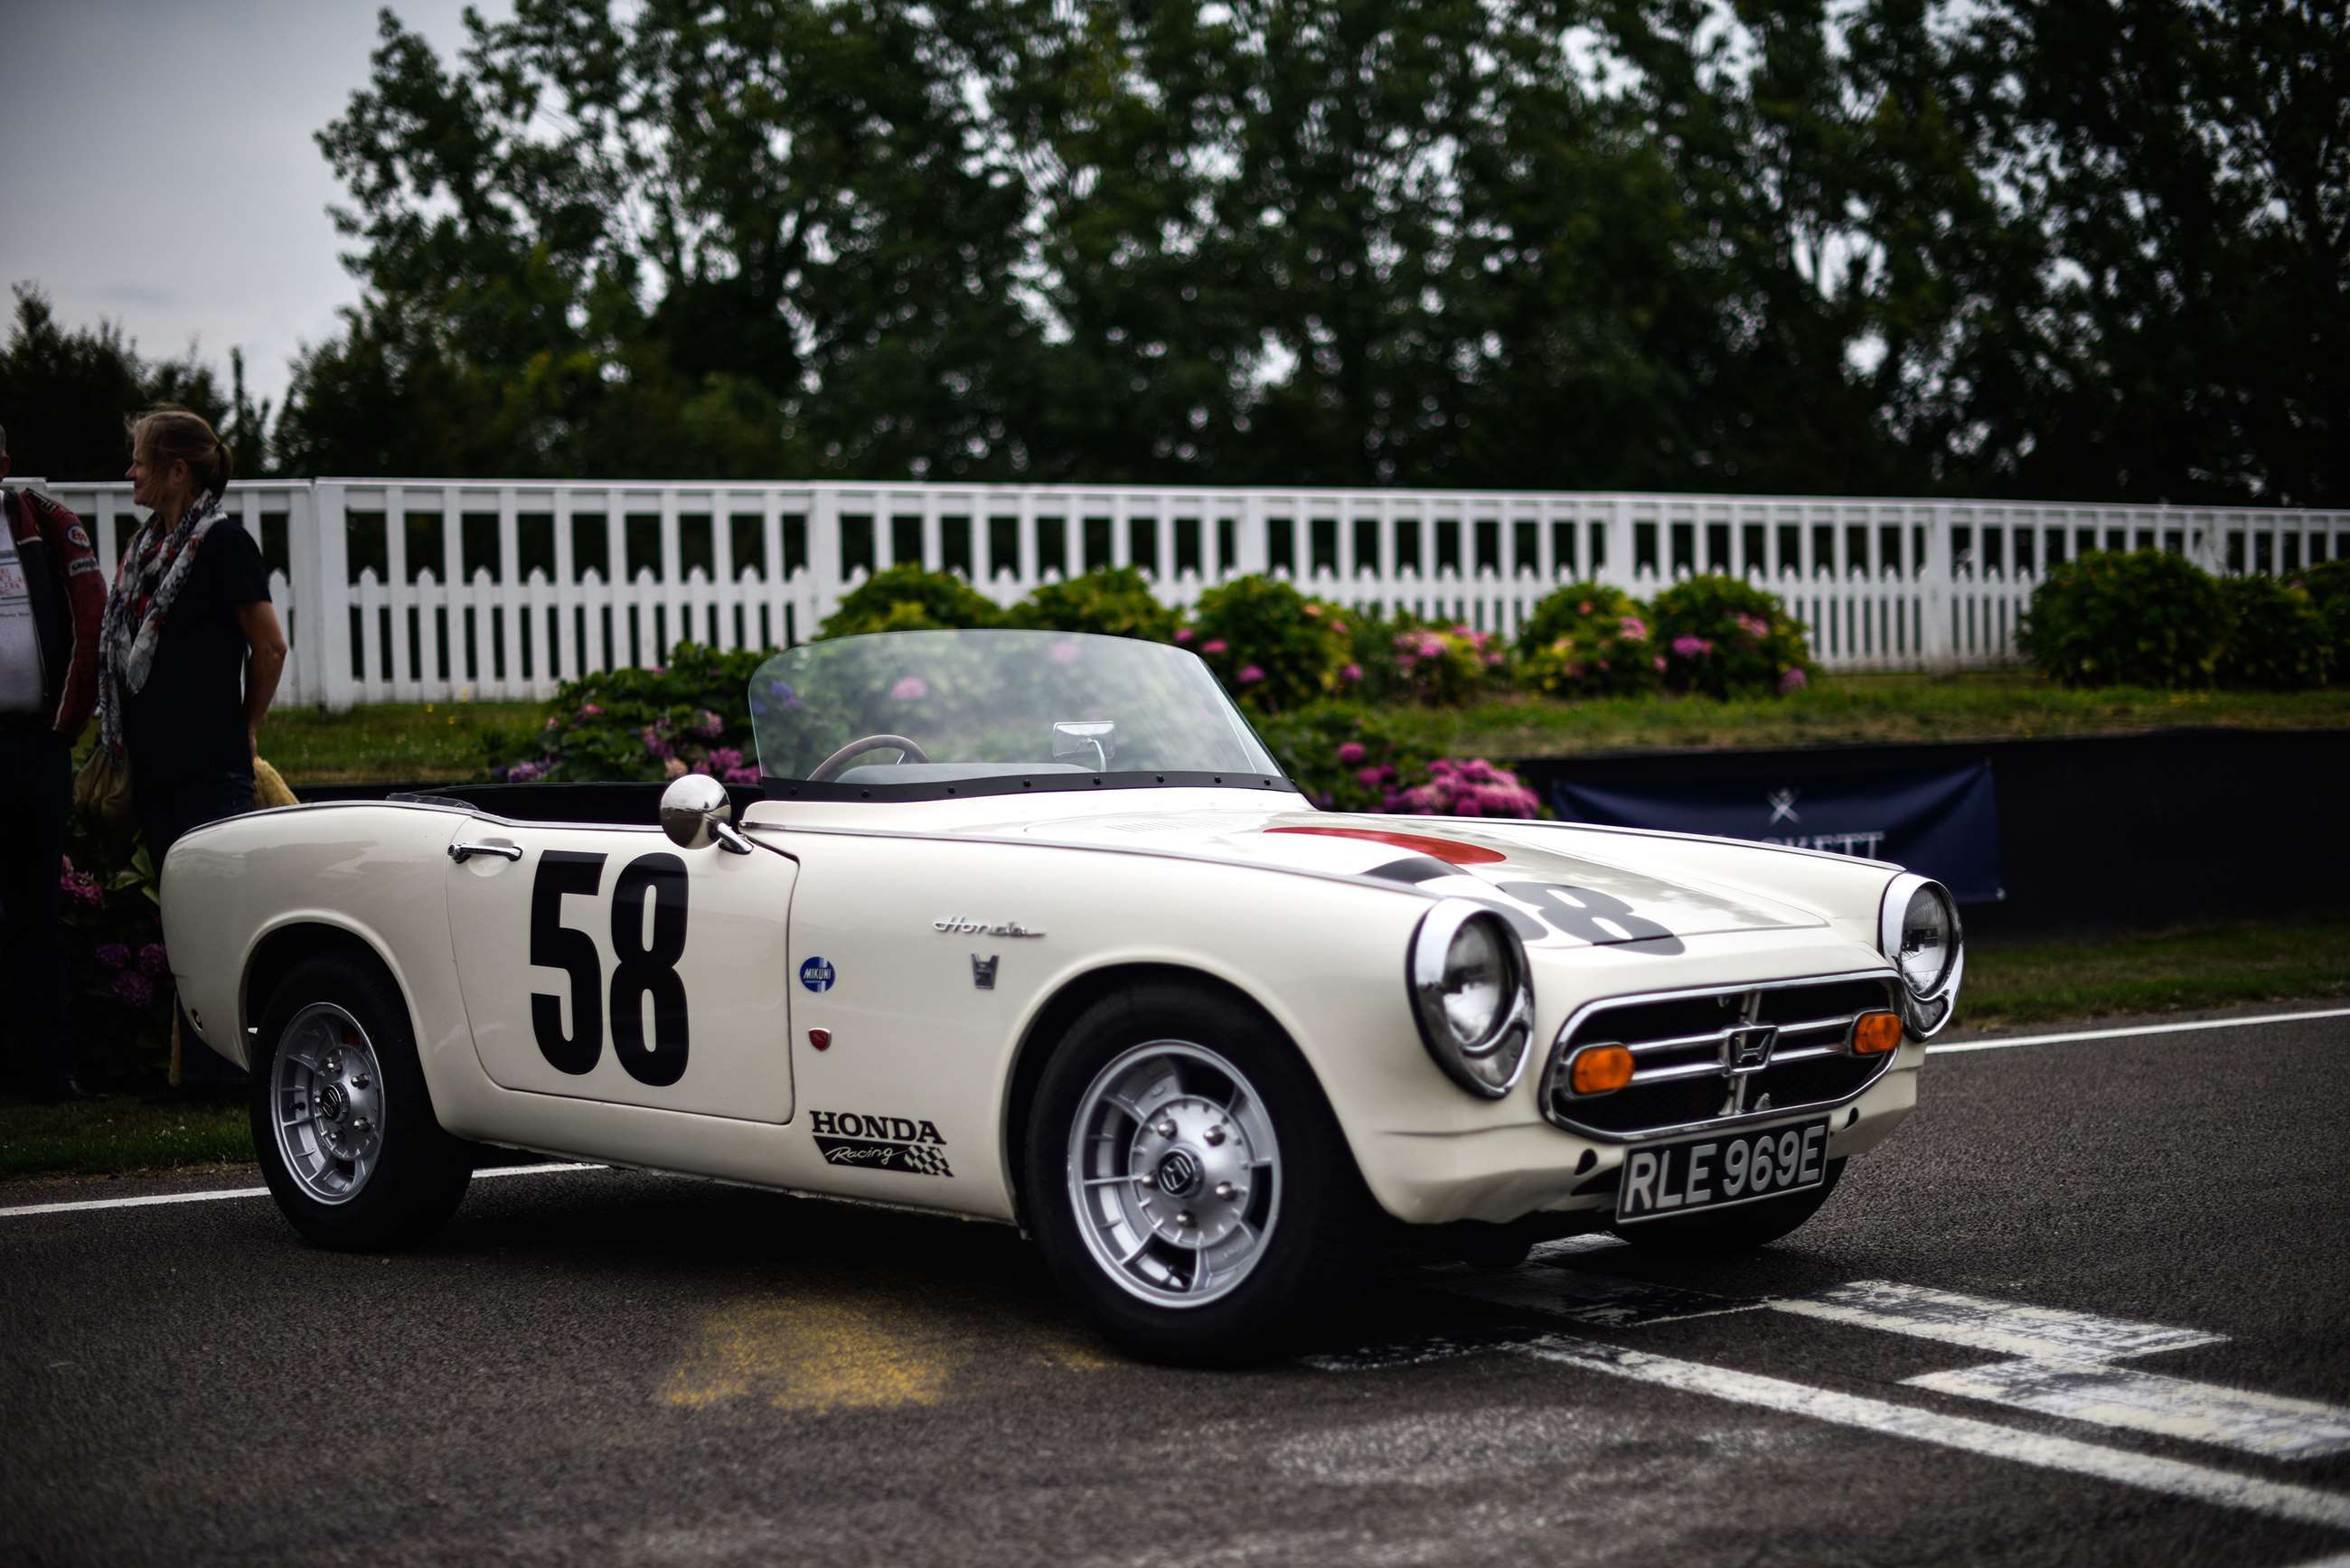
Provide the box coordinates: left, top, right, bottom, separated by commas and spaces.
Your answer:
1024, 981, 1374, 1365
249, 954, 473, 1250
1609, 1157, 1846, 1253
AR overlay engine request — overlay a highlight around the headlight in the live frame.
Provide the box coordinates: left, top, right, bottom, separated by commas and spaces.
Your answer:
1407, 899, 1534, 1097
1878, 874, 1962, 1034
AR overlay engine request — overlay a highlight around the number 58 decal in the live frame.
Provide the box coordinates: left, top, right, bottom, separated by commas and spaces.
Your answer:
530, 850, 691, 1084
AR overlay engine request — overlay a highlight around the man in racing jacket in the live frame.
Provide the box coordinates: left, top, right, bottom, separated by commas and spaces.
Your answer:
1, 422, 105, 1098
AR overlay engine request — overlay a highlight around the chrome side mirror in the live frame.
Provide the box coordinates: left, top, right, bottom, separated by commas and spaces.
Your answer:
1052, 719, 1116, 772
660, 774, 750, 854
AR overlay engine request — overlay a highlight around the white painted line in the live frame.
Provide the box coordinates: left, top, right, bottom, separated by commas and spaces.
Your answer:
1931, 1008, 2350, 1056
1771, 1280, 2223, 1362
1907, 1358, 2350, 1461
1519, 1333, 2350, 1534
0, 1162, 601, 1220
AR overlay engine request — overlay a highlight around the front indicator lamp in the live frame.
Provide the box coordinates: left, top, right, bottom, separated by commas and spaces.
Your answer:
1849, 1010, 1904, 1056
1567, 1044, 1634, 1096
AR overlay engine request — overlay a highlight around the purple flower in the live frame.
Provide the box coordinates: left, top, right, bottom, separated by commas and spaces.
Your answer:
723, 765, 762, 785
1175, 627, 1195, 643
1356, 766, 1386, 789
1237, 664, 1265, 685
110, 970, 156, 1009
1201, 639, 1227, 655
578, 702, 604, 718
1049, 638, 1082, 665
60, 870, 102, 908
1416, 634, 1447, 659
640, 726, 674, 760
889, 675, 928, 702
1779, 667, 1810, 693
1337, 742, 1367, 765
1484, 652, 1506, 666
1340, 662, 1364, 682
138, 943, 169, 976
707, 746, 745, 773
766, 678, 797, 701
506, 761, 544, 784
96, 943, 133, 971
1671, 635, 1715, 658
697, 709, 726, 737
1734, 613, 1772, 640
1619, 616, 1648, 641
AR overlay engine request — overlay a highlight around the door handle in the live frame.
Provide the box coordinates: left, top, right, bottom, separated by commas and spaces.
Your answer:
448, 841, 524, 863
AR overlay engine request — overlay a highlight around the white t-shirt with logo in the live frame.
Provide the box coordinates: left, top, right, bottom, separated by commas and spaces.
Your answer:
0, 513, 49, 716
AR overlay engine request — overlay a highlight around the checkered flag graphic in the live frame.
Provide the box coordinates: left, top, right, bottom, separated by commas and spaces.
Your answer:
898, 1143, 954, 1178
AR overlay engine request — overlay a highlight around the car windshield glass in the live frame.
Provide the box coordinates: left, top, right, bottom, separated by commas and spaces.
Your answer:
747, 630, 1285, 793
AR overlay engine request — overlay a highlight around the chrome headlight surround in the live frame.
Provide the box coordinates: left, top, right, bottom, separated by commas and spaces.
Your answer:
1406, 898, 1535, 1097
1877, 872, 1963, 1038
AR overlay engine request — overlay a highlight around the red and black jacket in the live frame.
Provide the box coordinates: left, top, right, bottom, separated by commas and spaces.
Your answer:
4, 487, 104, 740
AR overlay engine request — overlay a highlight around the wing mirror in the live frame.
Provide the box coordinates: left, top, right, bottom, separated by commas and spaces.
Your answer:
1052, 720, 1116, 772
660, 774, 752, 855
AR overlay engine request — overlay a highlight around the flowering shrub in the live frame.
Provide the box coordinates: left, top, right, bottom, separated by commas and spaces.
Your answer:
2292, 559, 2350, 670
1649, 576, 1815, 699
58, 810, 175, 1084
492, 642, 767, 783
815, 565, 1001, 640
1377, 616, 1511, 707
1255, 703, 1545, 819
1182, 576, 1351, 711
1010, 567, 1179, 643
2018, 550, 2226, 688
2214, 575, 2331, 690
1517, 582, 1661, 699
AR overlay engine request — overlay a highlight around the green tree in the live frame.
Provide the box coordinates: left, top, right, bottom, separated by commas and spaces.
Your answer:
0, 285, 251, 481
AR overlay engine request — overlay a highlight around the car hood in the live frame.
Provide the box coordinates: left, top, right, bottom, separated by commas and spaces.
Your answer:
982, 804, 1823, 947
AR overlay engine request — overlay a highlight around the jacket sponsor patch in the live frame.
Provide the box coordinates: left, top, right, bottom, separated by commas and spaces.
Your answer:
808, 1110, 953, 1178
66, 525, 91, 548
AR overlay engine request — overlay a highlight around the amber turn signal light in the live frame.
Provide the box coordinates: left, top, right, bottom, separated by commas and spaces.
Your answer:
1568, 1044, 1634, 1096
1850, 1010, 1904, 1056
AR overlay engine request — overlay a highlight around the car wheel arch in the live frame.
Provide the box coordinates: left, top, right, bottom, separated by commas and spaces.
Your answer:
241, 922, 412, 1065
999, 961, 1366, 1235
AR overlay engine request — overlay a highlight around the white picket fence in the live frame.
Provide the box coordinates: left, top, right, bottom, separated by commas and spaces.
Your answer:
30, 478, 2349, 709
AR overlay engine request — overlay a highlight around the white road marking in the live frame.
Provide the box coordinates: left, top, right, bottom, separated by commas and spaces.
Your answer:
1516, 1333, 2350, 1534
0, 1162, 601, 1220
1930, 1008, 2350, 1056
1769, 1280, 2224, 1361
1907, 1359, 2350, 1461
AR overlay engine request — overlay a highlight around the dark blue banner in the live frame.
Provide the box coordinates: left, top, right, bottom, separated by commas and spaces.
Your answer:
1550, 763, 2004, 904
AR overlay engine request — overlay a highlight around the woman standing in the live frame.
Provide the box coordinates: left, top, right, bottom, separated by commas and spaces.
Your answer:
91, 407, 287, 1086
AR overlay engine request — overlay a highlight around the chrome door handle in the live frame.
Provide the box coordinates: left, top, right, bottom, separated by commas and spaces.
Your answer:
448, 841, 524, 863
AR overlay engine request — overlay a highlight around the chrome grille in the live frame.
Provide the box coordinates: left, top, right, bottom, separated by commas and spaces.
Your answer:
1541, 972, 1904, 1141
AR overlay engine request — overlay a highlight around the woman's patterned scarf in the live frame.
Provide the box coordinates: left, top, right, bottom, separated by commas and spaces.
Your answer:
93, 489, 228, 756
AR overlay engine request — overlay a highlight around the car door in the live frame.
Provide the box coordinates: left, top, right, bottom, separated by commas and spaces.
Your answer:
443, 816, 798, 1122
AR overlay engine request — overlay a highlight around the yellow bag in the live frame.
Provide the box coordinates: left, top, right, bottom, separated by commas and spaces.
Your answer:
254, 757, 298, 808
72, 745, 136, 824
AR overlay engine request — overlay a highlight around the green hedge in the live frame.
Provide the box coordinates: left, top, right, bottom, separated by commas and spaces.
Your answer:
2022, 550, 2332, 690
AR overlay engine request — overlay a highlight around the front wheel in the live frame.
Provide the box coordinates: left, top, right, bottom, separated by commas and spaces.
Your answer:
250, 954, 473, 1250
1025, 983, 1372, 1365
1609, 1157, 1846, 1253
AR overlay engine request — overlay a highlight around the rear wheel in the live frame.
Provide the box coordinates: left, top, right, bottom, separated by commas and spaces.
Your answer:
1025, 982, 1371, 1365
1609, 1158, 1845, 1253
250, 954, 473, 1250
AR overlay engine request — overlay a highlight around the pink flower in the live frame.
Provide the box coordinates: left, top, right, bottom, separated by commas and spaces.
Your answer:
1619, 616, 1647, 641
697, 709, 725, 737
1201, 639, 1227, 655
1357, 766, 1386, 789
663, 756, 688, 779
1484, 652, 1506, 666
1337, 742, 1367, 765
1778, 667, 1810, 693
707, 746, 745, 773
578, 702, 604, 718
59, 869, 102, 908
1330, 620, 1348, 634
96, 944, 132, 971
1302, 604, 1321, 617
1734, 613, 1771, 640
138, 943, 169, 976
1237, 664, 1265, 684
111, 970, 156, 1009
1416, 634, 1446, 658
505, 761, 544, 784
889, 675, 928, 701
723, 765, 762, 785
1341, 662, 1364, 681
1653, 656, 1667, 671
1049, 638, 1082, 665
1578, 600, 1593, 615
640, 726, 674, 760
1175, 627, 1195, 643
1671, 635, 1715, 658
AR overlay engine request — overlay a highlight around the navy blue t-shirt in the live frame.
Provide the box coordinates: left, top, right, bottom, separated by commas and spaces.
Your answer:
122, 522, 271, 783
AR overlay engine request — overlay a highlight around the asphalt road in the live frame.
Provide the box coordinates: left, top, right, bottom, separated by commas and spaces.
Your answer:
5, 1009, 2346, 1567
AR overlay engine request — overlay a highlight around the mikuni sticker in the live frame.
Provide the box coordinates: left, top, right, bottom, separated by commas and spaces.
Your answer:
808, 1111, 953, 1178
799, 956, 836, 992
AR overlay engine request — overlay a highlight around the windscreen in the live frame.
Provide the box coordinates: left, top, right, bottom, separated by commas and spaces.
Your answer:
747, 630, 1285, 795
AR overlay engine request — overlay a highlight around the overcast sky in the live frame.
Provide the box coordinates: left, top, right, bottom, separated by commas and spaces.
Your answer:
0, 0, 512, 417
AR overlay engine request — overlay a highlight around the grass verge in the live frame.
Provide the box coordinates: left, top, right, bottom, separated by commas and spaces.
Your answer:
6, 915, 2341, 1183
264, 699, 543, 786
1957, 914, 2350, 1028
0, 1094, 249, 1181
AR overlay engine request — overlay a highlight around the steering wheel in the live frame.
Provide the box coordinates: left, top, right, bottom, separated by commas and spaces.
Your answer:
808, 734, 933, 782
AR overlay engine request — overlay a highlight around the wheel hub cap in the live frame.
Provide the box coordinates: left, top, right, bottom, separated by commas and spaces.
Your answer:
270, 1004, 387, 1206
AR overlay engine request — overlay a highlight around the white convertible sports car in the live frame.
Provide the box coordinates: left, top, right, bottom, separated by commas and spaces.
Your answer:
161, 629, 1961, 1360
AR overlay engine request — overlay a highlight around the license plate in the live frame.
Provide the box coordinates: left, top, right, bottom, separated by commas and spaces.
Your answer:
1615, 1117, 1830, 1224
